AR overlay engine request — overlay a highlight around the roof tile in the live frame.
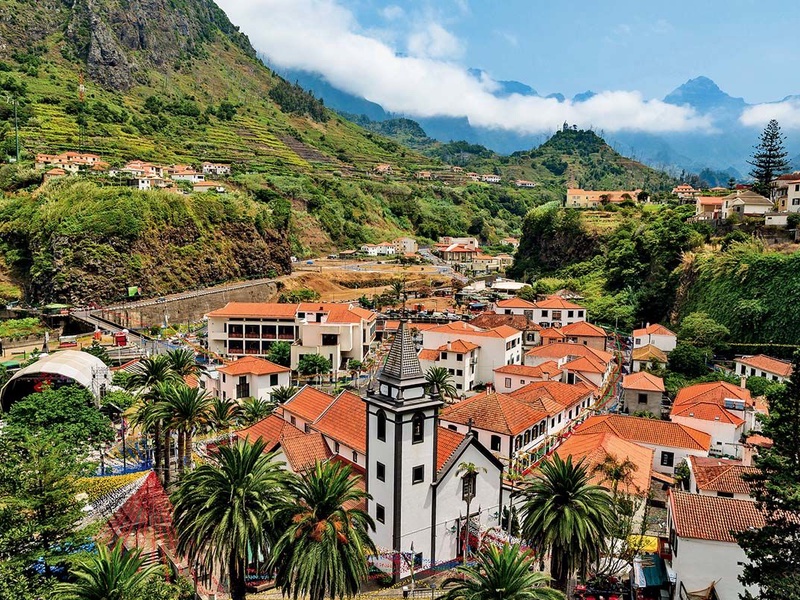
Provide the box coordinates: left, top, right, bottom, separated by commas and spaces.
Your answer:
669, 491, 764, 543
575, 415, 711, 451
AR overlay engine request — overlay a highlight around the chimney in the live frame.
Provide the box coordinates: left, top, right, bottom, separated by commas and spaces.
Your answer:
486, 382, 493, 393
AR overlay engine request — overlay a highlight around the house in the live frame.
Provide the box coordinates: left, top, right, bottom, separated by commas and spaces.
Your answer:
469, 253, 501, 274
631, 344, 667, 372
373, 163, 392, 175
206, 302, 377, 372
204, 356, 291, 402
764, 211, 789, 226
438, 243, 478, 263
471, 312, 542, 348
36, 151, 109, 172
493, 362, 561, 393
632, 323, 677, 353
480, 173, 501, 183
438, 236, 480, 248
530, 295, 587, 328
128, 176, 166, 191
120, 161, 166, 178
573, 414, 711, 476
392, 237, 418, 254
514, 180, 536, 188
500, 237, 520, 248
733, 354, 792, 383
170, 166, 205, 183
415, 171, 433, 180
667, 491, 763, 600
669, 382, 758, 458
695, 196, 725, 220
420, 321, 524, 384
451, 166, 464, 173
621, 371, 666, 416
509, 380, 595, 439
365, 324, 504, 581
202, 162, 231, 176
565, 188, 642, 208
193, 181, 227, 193
417, 339, 480, 394
524, 343, 615, 389
43, 168, 67, 182
776, 177, 800, 212
360, 243, 396, 256
550, 321, 607, 351
492, 297, 537, 318
721, 190, 774, 218
687, 456, 756, 500
465, 172, 480, 182
672, 183, 699, 199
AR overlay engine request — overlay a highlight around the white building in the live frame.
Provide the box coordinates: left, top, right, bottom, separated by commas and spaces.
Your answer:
202, 356, 290, 402
668, 491, 763, 600
493, 362, 561, 393
480, 174, 501, 183
170, 168, 205, 183
418, 339, 480, 394
420, 321, 523, 384
687, 456, 756, 501
733, 354, 792, 383
632, 323, 677, 353
365, 324, 504, 581
202, 162, 231, 176
524, 343, 616, 390
721, 190, 774, 219
392, 237, 418, 254
530, 295, 587, 328
361, 243, 396, 256
206, 302, 377, 373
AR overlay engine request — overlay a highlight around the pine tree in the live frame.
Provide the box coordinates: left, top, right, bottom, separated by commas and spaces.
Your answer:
735, 351, 800, 599
747, 119, 789, 199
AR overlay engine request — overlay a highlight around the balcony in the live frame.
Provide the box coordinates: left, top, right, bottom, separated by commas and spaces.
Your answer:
229, 348, 243, 355
278, 334, 295, 340
228, 332, 243, 339
245, 348, 261, 355
245, 333, 260, 339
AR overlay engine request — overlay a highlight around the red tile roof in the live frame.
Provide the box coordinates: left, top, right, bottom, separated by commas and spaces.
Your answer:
440, 391, 547, 435
217, 356, 290, 376
235, 414, 301, 447
280, 432, 333, 472
282, 385, 335, 423
533, 295, 584, 310
688, 456, 756, 496
525, 342, 614, 364
735, 354, 793, 378
540, 329, 566, 340
437, 339, 480, 353
669, 491, 764, 543
313, 391, 366, 453
418, 349, 440, 361
493, 362, 561, 378
673, 381, 753, 409
562, 355, 607, 374
427, 321, 520, 339
622, 371, 665, 392
471, 313, 541, 331
560, 321, 607, 338
672, 400, 746, 425
510, 381, 593, 412
437, 427, 466, 472
554, 432, 653, 493
495, 298, 537, 309
632, 323, 677, 338
575, 415, 711, 451
183, 374, 199, 389
207, 302, 300, 318
631, 344, 667, 362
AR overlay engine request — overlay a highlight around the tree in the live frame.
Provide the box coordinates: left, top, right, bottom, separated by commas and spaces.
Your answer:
165, 348, 205, 379
53, 541, 160, 600
441, 544, 564, 600
679, 311, 730, 352
456, 462, 486, 565
271, 461, 376, 600
745, 376, 786, 400
736, 351, 800, 599
517, 285, 537, 302
267, 341, 292, 367
155, 384, 212, 475
425, 366, 457, 402
297, 353, 332, 378
207, 397, 242, 438
3, 385, 114, 450
748, 119, 789, 199
240, 396, 276, 425
521, 454, 612, 592
172, 439, 289, 600
668, 343, 709, 377
390, 279, 405, 301
81, 340, 111, 365
270, 385, 298, 404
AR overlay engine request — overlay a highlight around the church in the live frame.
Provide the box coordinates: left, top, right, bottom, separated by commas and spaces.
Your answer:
364, 323, 505, 579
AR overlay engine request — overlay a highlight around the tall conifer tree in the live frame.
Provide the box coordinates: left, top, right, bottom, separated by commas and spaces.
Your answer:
747, 119, 789, 199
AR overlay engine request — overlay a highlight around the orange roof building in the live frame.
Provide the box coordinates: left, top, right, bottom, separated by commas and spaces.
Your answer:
669, 490, 764, 543
733, 354, 793, 382
688, 456, 756, 499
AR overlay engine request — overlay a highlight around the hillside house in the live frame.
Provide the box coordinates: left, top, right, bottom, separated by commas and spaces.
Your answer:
493, 362, 561, 392
721, 190, 773, 218
500, 237, 520, 248
694, 196, 725, 220
392, 237, 418, 254
203, 356, 291, 402
438, 243, 478, 262
415, 170, 433, 180
202, 162, 231, 175
43, 168, 67, 182
360, 242, 396, 256
36, 151, 108, 172
631, 344, 667, 372
733, 354, 792, 382
525, 343, 615, 389
471, 312, 542, 348
565, 188, 642, 208
514, 180, 536, 188
530, 295, 587, 328
687, 456, 756, 501
193, 181, 227, 193
373, 163, 392, 175
632, 323, 677, 353
621, 371, 666, 416
170, 166, 205, 183
481, 173, 501, 183
672, 183, 699, 199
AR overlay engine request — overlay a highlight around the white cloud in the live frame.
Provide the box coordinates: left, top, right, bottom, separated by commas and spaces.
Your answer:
380, 5, 404, 21
494, 30, 519, 48
407, 22, 464, 60
217, 0, 712, 135
740, 100, 800, 129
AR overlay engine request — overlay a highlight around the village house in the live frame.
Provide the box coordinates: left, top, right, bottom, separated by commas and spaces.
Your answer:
667, 491, 763, 600
451, 166, 464, 173
773, 172, 800, 212
392, 237, 418, 254
438, 236, 480, 247
694, 196, 725, 220
632, 323, 677, 353
206, 302, 377, 373
514, 180, 536, 188
672, 183, 699, 199
438, 243, 478, 263
525, 342, 616, 389
120, 160, 166, 178
721, 189, 774, 219
541, 321, 607, 351
169, 165, 205, 183
620, 371, 666, 416
687, 456, 756, 501
202, 356, 290, 402
420, 321, 524, 384
631, 344, 668, 372
471, 312, 542, 348
360, 242, 396, 256
530, 295, 587, 328
415, 170, 433, 180
565, 188, 642, 208
465, 171, 480, 182
43, 168, 67, 182
469, 253, 501, 274
573, 414, 711, 476
480, 173, 501, 183
128, 176, 167, 191
669, 381, 761, 458
193, 181, 227, 193
493, 362, 561, 393
510, 381, 595, 438
418, 339, 480, 394
201, 162, 231, 176
35, 151, 108, 172
500, 237, 520, 248
234, 413, 332, 473
373, 163, 392, 175
733, 353, 792, 382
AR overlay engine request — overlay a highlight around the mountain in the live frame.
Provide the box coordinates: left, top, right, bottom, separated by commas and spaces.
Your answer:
663, 76, 747, 114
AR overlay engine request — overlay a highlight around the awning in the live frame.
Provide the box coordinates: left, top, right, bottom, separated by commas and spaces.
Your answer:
632, 553, 667, 589
628, 535, 659, 553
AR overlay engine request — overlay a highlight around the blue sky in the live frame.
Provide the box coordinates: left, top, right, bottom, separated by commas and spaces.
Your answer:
218, 0, 800, 134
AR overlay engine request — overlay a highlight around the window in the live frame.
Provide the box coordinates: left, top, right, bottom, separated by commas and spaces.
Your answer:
270, 374, 278, 386
376, 410, 386, 441
794, 198, 800, 205
532, 424, 539, 438
750, 368, 756, 376
490, 435, 501, 451
290, 416, 296, 426
448, 424, 458, 431
448, 368, 455, 375
456, 369, 463, 376
740, 365, 746, 374
441, 352, 448, 360
305, 424, 311, 434
376, 462, 385, 481
660, 451, 675, 467
638, 393, 648, 404
524, 431, 530, 444
462, 473, 476, 500
352, 450, 358, 463
222, 374, 226, 383
578, 310, 584, 318
376, 504, 385, 523
550, 418, 555, 428
514, 436, 522, 450
412, 412, 424, 444
412, 465, 424, 484
558, 414, 562, 423
457, 354, 463, 362
717, 491, 734, 498
568, 310, 574, 318
520, 380, 525, 385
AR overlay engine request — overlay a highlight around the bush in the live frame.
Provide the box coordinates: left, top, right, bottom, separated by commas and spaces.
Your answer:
668, 343, 710, 377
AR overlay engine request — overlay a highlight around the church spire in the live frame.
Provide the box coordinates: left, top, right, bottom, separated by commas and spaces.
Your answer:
381, 321, 422, 381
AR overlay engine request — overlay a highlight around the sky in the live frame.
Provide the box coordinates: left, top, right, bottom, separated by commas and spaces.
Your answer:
216, 0, 800, 135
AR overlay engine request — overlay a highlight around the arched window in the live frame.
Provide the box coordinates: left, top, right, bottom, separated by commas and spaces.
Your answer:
376, 410, 386, 442
524, 430, 530, 444
515, 435, 522, 450
412, 412, 424, 444
532, 424, 539, 438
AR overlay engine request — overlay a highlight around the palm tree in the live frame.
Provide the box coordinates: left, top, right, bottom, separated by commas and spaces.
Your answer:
156, 384, 212, 475
270, 460, 376, 600
128, 355, 180, 484
165, 347, 205, 378
520, 454, 612, 592
172, 439, 289, 600
270, 385, 298, 405
53, 541, 160, 600
240, 396, 276, 425
441, 544, 565, 600
456, 461, 486, 566
425, 366, 457, 402
208, 397, 242, 440
593, 453, 637, 499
